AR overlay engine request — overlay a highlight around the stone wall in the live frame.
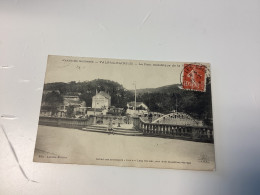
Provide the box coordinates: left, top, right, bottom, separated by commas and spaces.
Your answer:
39, 116, 94, 129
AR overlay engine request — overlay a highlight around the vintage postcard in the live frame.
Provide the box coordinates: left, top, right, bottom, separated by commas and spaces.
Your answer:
34, 55, 215, 171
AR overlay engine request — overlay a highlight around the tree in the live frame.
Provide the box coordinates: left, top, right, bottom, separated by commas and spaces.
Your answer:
43, 91, 63, 116
66, 105, 74, 118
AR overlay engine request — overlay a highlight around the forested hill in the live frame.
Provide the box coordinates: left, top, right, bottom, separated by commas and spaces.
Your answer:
131, 84, 181, 95
44, 78, 213, 126
43, 79, 134, 108
135, 78, 213, 126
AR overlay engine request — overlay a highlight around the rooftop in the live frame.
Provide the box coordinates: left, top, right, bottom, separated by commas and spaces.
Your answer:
94, 91, 111, 99
127, 102, 146, 107
64, 99, 83, 105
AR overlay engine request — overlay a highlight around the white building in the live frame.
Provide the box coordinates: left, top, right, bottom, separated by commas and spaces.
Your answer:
92, 91, 111, 109
126, 101, 149, 116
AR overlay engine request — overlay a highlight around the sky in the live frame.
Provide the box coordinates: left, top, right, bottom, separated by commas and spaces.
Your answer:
44, 56, 206, 90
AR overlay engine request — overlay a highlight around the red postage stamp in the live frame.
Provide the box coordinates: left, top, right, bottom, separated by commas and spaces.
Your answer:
182, 64, 206, 92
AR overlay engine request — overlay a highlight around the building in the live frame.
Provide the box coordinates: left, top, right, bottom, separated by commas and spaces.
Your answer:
58, 95, 86, 117
126, 102, 149, 115
107, 106, 124, 116
127, 101, 148, 110
92, 91, 111, 109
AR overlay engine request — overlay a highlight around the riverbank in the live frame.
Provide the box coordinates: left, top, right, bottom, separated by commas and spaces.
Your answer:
34, 125, 215, 170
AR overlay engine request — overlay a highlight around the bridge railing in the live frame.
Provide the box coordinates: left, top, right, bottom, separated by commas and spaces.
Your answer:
133, 116, 214, 143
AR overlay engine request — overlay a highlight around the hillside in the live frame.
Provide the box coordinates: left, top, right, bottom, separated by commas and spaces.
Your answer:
43, 78, 213, 126
130, 84, 181, 95
44, 79, 134, 108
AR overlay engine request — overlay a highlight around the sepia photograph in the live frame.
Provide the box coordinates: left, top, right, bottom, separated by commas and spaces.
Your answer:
34, 55, 215, 171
